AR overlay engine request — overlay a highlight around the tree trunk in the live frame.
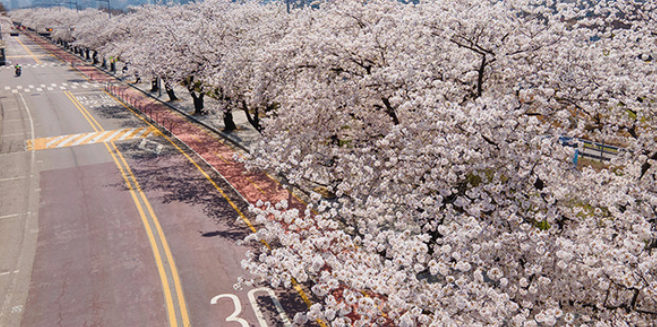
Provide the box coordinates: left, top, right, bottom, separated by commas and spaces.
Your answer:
223, 109, 236, 132
93, 51, 99, 65
150, 79, 159, 92
241, 100, 262, 132
85, 49, 90, 60
165, 81, 178, 101
190, 91, 204, 115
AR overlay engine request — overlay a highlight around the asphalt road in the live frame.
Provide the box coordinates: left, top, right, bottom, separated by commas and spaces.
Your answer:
0, 33, 307, 327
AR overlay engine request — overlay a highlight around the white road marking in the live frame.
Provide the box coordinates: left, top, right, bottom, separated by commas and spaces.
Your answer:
55, 133, 82, 148
133, 127, 151, 139
103, 129, 124, 143
90, 131, 110, 143
0, 176, 28, 182
71, 131, 97, 146
0, 270, 19, 277
248, 288, 292, 327
211, 294, 249, 327
45, 135, 66, 148
0, 213, 24, 220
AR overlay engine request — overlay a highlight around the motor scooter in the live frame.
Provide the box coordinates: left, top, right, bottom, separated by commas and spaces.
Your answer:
15, 67, 21, 77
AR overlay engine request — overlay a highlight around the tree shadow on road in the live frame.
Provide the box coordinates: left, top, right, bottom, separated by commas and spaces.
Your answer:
251, 284, 321, 327
92, 104, 144, 128
111, 141, 254, 242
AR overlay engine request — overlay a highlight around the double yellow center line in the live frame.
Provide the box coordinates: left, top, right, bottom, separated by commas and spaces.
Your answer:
64, 91, 190, 327
15, 37, 42, 64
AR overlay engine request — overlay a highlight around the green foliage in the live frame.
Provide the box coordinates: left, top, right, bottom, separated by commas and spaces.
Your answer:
535, 219, 550, 230
466, 173, 483, 187
625, 109, 637, 120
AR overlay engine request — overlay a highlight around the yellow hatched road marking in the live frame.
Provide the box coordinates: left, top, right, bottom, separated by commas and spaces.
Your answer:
25, 126, 161, 150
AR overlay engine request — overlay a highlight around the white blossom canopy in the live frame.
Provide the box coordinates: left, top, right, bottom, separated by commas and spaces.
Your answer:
11, 0, 657, 326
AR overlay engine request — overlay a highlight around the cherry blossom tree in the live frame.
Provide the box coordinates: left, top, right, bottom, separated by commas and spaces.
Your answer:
11, 1, 657, 326
203, 1, 290, 132
241, 1, 657, 326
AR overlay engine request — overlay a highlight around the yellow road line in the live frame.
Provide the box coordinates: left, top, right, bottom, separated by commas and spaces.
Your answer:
26, 32, 95, 83
245, 176, 267, 195
15, 37, 42, 64
104, 90, 327, 327
215, 152, 266, 195
215, 152, 230, 164
65, 91, 188, 327
65, 91, 100, 131
112, 143, 190, 325
104, 92, 257, 231
103, 142, 178, 327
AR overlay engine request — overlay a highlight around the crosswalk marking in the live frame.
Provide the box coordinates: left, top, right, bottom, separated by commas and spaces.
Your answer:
26, 127, 161, 151
1, 82, 100, 93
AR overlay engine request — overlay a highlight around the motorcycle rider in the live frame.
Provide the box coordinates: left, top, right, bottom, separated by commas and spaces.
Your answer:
14, 64, 21, 77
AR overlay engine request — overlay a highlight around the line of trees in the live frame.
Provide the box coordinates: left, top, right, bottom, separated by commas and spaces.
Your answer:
11, 1, 657, 326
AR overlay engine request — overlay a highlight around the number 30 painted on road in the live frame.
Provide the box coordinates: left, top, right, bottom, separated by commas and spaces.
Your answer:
211, 288, 292, 327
